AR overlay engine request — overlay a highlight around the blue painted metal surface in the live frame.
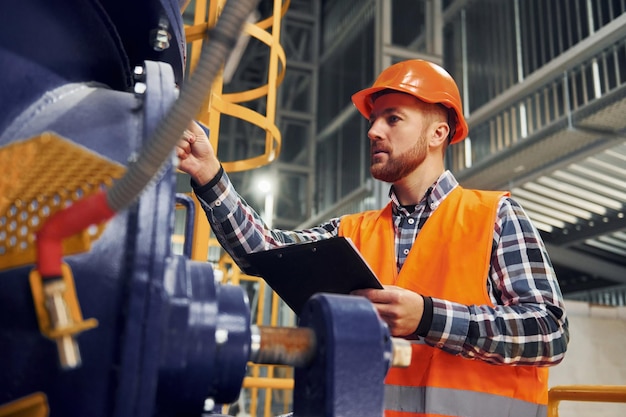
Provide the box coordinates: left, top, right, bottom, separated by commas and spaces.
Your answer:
295, 294, 393, 416
0, 1, 250, 415
0, 0, 187, 137
175, 194, 196, 259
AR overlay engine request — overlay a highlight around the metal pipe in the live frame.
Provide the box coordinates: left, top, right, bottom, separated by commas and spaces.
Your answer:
242, 376, 294, 390
250, 326, 316, 368
250, 325, 413, 369
548, 385, 626, 417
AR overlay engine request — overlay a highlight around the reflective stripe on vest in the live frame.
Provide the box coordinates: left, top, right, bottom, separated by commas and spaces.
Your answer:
384, 385, 547, 417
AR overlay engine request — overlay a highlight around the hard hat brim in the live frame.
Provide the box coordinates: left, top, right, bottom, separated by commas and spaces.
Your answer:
352, 69, 469, 144
351, 85, 468, 144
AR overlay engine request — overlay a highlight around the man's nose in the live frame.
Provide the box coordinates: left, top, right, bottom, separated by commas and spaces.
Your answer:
368, 118, 382, 140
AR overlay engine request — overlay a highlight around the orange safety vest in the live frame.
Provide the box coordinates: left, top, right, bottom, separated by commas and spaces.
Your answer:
339, 186, 548, 417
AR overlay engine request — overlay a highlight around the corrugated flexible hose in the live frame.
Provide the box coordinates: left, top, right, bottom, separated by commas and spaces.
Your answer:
106, 0, 259, 212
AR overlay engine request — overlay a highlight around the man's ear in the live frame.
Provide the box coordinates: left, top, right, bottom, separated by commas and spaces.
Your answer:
429, 121, 450, 147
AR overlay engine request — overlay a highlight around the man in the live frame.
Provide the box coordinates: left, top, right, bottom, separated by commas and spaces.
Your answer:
177, 59, 569, 417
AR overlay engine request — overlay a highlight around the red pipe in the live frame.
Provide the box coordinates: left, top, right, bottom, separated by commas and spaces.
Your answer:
36, 190, 115, 277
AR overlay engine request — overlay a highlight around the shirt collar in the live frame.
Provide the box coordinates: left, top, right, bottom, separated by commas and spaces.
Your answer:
389, 170, 459, 214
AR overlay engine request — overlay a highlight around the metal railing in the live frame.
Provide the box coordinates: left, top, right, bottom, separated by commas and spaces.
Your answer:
184, 0, 289, 173
458, 13, 626, 171
548, 385, 626, 417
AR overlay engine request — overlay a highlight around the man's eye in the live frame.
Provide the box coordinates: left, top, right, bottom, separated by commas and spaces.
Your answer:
388, 115, 400, 123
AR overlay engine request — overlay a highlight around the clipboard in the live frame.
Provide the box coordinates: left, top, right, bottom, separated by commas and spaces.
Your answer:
244, 237, 383, 315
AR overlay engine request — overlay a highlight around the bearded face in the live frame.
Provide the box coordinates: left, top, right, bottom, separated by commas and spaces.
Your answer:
366, 92, 448, 184
370, 133, 428, 183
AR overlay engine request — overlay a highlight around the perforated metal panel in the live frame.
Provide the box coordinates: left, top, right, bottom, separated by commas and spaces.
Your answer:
0, 132, 126, 270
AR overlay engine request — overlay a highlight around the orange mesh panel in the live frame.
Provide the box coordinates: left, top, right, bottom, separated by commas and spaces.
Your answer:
0, 132, 126, 270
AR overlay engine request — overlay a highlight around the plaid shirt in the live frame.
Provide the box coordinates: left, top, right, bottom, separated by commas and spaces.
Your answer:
194, 168, 569, 366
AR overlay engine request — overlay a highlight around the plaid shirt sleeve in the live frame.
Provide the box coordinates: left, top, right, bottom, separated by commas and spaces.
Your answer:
425, 197, 569, 366
193, 167, 339, 272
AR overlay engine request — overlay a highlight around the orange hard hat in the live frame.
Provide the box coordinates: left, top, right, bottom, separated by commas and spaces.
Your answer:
351, 59, 469, 144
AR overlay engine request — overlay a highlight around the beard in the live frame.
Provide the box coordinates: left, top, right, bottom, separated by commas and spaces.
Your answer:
370, 136, 428, 183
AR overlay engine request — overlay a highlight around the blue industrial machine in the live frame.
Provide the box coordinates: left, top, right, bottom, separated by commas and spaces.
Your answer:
0, 1, 409, 416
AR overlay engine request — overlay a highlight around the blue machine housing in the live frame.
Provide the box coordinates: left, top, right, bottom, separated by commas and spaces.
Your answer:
0, 1, 252, 416
0, 0, 187, 136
